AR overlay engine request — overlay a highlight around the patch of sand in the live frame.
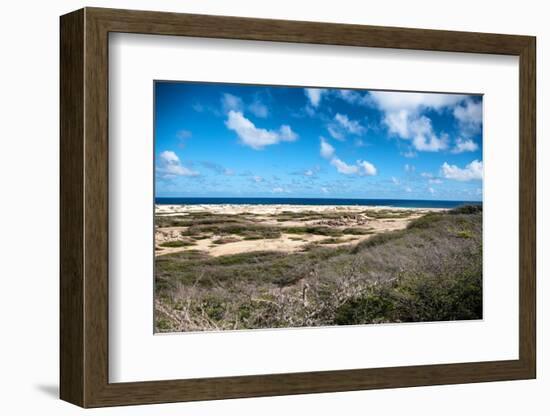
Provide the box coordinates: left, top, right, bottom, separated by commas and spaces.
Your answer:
155, 204, 442, 257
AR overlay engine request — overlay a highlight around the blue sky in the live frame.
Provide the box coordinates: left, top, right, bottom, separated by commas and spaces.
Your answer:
155, 81, 483, 201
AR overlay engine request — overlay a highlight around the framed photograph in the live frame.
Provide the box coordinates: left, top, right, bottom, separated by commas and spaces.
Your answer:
60, 7, 536, 408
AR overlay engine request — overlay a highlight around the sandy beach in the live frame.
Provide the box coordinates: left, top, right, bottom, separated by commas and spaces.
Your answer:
155, 204, 443, 257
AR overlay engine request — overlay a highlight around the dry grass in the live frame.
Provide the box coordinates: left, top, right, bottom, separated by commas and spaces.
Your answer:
155, 205, 482, 332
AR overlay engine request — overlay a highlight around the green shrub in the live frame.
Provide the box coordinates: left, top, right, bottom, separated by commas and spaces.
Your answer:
449, 204, 482, 215
335, 289, 396, 325
407, 213, 443, 229
160, 240, 195, 248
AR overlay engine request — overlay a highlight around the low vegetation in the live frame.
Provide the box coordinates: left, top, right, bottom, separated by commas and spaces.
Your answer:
155, 205, 482, 332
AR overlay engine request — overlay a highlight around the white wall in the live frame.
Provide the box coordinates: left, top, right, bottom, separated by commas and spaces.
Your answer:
0, 0, 545, 414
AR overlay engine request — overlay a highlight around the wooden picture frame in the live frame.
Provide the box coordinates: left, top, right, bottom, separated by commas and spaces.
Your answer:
60, 7, 536, 408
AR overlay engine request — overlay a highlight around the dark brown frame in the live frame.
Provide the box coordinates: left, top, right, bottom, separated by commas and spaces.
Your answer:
60, 7, 536, 408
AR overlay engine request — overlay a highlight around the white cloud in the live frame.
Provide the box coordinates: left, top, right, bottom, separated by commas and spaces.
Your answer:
304, 169, 314, 177
272, 187, 285, 193
225, 111, 297, 150
337, 89, 372, 106
452, 137, 479, 153
320, 137, 376, 176
384, 109, 410, 137
252, 175, 263, 183
369, 91, 465, 113
453, 99, 482, 134
405, 186, 412, 193
279, 125, 296, 141
391, 177, 400, 185
221, 93, 243, 113
304, 88, 326, 108
410, 117, 449, 152
304, 88, 373, 109
248, 100, 269, 118
321, 187, 329, 194
383, 111, 448, 152
320, 137, 335, 159
441, 160, 483, 181
157, 150, 198, 178
334, 113, 365, 135
160, 150, 178, 163
357, 160, 377, 176
327, 125, 345, 140
327, 113, 365, 140
330, 157, 359, 175
429, 187, 435, 194
369, 91, 472, 152
329, 157, 376, 176
429, 178, 443, 184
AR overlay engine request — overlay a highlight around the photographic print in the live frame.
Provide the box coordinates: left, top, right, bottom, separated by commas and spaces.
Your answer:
154, 82, 483, 333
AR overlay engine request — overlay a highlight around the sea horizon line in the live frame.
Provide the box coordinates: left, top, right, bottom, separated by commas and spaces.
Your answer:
155, 197, 482, 209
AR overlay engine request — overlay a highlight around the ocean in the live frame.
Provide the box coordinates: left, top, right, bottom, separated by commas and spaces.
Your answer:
155, 197, 481, 209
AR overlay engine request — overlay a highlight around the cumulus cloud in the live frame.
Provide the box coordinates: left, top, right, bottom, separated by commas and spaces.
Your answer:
320, 137, 376, 176
337, 89, 373, 106
225, 111, 297, 150
335, 113, 365, 134
441, 160, 483, 181
357, 160, 377, 176
369, 91, 474, 152
157, 150, 198, 178
410, 117, 449, 152
320, 137, 335, 159
330, 157, 358, 174
384, 111, 448, 152
327, 125, 344, 140
452, 137, 479, 153
304, 88, 326, 108
305, 88, 374, 110
327, 113, 365, 140
453, 99, 482, 134
369, 91, 465, 112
